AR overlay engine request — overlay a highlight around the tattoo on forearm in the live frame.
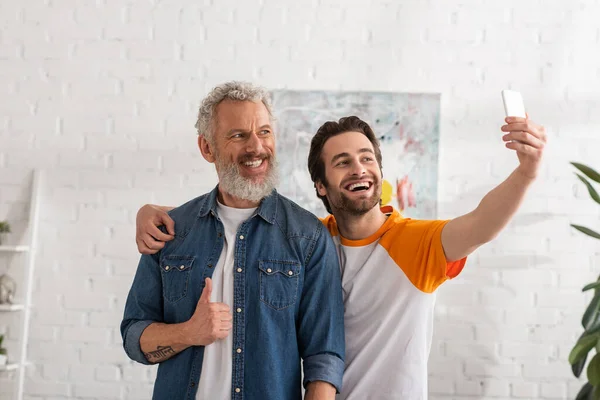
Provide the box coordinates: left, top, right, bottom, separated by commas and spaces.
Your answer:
144, 346, 175, 362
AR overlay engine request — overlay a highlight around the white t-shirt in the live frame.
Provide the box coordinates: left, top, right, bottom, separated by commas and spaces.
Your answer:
321, 207, 466, 400
195, 201, 256, 400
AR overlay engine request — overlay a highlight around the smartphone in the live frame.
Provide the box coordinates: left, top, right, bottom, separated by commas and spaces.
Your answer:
501, 90, 526, 118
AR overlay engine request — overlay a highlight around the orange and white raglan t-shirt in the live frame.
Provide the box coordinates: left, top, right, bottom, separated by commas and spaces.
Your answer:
321, 206, 467, 400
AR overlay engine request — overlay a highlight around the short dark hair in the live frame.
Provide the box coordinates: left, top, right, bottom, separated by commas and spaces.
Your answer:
307, 116, 383, 214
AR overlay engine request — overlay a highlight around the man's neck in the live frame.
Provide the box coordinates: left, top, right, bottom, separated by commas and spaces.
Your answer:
332, 205, 388, 241
218, 190, 261, 209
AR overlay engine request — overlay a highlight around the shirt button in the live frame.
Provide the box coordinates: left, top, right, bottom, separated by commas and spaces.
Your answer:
180, 265, 185, 270
218, 232, 222, 237
165, 266, 170, 271
208, 264, 213, 268
266, 268, 272, 273
288, 270, 293, 276
239, 235, 244, 240
236, 348, 242, 353
235, 388, 241, 393
236, 308, 242, 313
237, 268, 242, 273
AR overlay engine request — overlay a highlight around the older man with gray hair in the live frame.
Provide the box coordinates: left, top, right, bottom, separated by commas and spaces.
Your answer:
120, 82, 345, 400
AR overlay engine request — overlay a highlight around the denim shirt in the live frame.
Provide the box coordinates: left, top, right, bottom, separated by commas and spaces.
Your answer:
121, 186, 345, 400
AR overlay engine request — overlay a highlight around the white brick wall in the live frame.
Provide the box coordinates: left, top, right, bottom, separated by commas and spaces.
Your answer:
1, 0, 599, 398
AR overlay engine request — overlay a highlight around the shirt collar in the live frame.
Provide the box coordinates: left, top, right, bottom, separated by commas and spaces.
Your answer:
198, 185, 277, 224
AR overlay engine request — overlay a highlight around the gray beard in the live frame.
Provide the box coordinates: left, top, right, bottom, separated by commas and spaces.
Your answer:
216, 157, 280, 203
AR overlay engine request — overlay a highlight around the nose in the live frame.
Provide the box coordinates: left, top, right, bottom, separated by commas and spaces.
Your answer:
245, 132, 264, 154
349, 159, 366, 176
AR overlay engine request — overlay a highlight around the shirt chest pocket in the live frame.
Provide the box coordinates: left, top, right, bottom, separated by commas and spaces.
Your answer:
160, 256, 194, 303
259, 260, 301, 310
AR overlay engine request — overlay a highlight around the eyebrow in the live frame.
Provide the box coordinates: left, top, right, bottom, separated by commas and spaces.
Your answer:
227, 124, 272, 136
330, 148, 374, 164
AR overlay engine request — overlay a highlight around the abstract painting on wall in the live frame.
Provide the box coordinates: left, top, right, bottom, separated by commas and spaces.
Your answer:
271, 90, 441, 219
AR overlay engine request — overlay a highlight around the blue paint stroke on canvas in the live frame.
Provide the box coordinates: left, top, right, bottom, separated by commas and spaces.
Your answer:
270, 90, 440, 219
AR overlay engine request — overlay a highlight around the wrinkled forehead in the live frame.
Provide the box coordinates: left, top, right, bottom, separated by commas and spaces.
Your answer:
213, 100, 272, 133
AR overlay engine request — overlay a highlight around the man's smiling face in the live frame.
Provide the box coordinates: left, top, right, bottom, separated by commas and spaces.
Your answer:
316, 131, 382, 216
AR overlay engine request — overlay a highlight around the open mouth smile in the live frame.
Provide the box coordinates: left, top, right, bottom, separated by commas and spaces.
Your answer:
344, 181, 373, 193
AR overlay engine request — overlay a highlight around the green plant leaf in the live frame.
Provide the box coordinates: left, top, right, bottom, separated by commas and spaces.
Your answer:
594, 384, 600, 400
576, 382, 593, 400
571, 334, 600, 365
572, 162, 600, 184
572, 224, 600, 240
588, 353, 600, 386
574, 352, 589, 378
575, 174, 600, 205
583, 294, 600, 330
585, 281, 600, 292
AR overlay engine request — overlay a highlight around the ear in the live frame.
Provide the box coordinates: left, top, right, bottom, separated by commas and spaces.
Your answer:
198, 135, 216, 163
315, 181, 327, 197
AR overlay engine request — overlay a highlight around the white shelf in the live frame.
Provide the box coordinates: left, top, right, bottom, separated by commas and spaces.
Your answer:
0, 304, 25, 312
0, 363, 19, 372
0, 245, 30, 253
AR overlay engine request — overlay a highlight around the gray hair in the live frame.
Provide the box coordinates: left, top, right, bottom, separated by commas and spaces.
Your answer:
194, 81, 274, 144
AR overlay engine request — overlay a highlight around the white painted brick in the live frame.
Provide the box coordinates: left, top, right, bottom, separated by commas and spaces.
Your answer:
523, 362, 573, 379
42, 364, 69, 381
428, 377, 455, 394
26, 382, 70, 397
110, 151, 162, 170
96, 365, 121, 382
126, 40, 179, 60
123, 384, 155, 400
29, 343, 79, 363
479, 287, 534, 307
536, 290, 586, 308
481, 378, 511, 397
89, 312, 122, 329
511, 381, 539, 398
73, 383, 122, 398
69, 364, 96, 382
456, 379, 483, 395
122, 364, 153, 382
540, 382, 568, 399
80, 345, 126, 364
428, 25, 484, 44
475, 324, 529, 342
500, 342, 556, 360
62, 327, 109, 344
64, 293, 111, 311
78, 170, 133, 189
445, 341, 499, 359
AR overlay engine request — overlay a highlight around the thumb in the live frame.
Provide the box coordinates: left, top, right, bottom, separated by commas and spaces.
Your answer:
162, 213, 176, 236
199, 278, 212, 304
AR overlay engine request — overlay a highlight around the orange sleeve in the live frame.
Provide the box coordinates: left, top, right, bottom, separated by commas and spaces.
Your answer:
379, 218, 466, 293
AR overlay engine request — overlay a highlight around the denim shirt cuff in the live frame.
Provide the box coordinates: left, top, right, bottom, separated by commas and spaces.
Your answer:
302, 353, 345, 393
124, 320, 154, 365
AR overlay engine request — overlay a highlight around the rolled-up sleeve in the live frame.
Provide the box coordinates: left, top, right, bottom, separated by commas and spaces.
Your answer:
120, 253, 163, 365
298, 222, 345, 393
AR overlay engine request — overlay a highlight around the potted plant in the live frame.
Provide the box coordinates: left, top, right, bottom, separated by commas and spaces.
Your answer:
0, 334, 7, 366
0, 221, 10, 245
568, 162, 600, 399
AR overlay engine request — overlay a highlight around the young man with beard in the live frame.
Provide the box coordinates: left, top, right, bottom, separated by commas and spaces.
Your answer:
136, 112, 546, 398
120, 82, 345, 400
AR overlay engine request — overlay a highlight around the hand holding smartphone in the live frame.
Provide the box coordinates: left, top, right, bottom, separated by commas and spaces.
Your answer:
501, 90, 526, 118
501, 90, 526, 144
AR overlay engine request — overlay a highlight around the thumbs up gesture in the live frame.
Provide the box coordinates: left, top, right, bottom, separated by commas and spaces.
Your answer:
185, 278, 233, 346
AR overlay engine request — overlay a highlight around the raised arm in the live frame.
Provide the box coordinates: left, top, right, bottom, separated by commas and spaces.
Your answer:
441, 116, 546, 261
